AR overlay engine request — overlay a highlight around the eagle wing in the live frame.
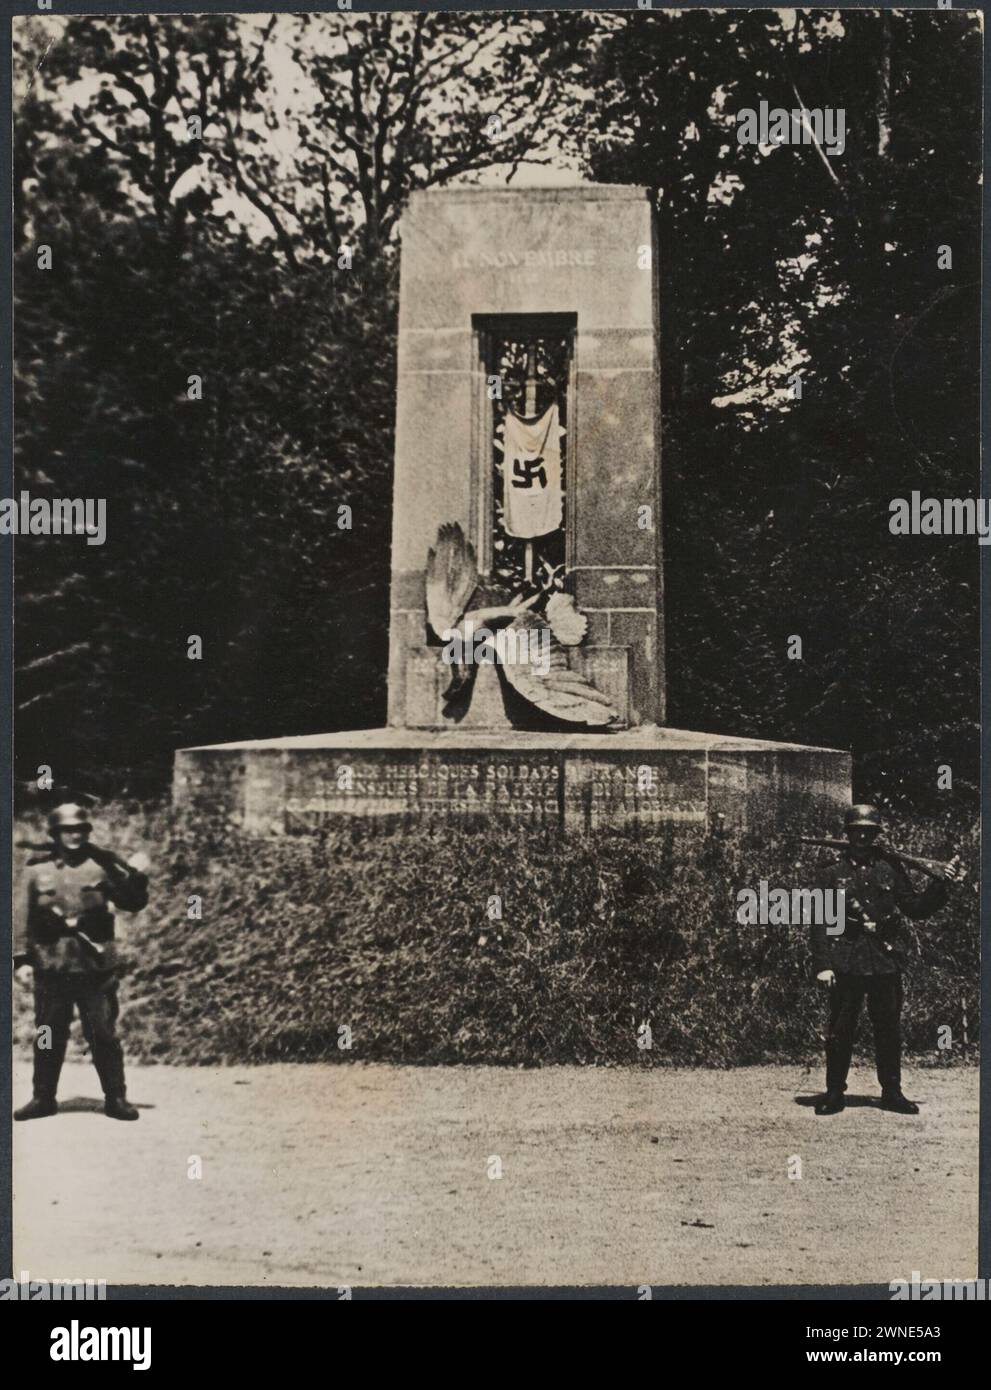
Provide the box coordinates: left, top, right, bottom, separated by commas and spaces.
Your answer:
425, 523, 478, 638
500, 612, 619, 727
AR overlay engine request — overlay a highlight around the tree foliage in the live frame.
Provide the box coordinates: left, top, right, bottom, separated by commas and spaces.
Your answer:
575, 8, 981, 807
14, 11, 569, 794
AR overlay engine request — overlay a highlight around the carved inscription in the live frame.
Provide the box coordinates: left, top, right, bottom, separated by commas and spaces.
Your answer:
284, 757, 561, 824
569, 760, 707, 829
450, 248, 597, 271
281, 752, 707, 830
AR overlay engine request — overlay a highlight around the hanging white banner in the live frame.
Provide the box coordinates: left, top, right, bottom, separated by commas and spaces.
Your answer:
500, 404, 563, 540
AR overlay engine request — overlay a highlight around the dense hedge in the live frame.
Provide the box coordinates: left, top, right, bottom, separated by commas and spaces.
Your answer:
14, 804, 978, 1068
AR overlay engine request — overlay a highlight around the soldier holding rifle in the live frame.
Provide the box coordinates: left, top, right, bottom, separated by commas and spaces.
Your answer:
13, 803, 149, 1122
806, 804, 965, 1117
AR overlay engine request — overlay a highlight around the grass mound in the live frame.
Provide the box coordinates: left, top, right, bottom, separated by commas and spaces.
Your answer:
13, 803, 979, 1067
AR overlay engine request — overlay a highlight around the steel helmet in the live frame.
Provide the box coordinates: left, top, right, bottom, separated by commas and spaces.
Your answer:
844, 803, 882, 832
47, 803, 92, 834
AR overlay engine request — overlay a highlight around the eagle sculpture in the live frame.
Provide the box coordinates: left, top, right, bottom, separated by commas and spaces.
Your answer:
425, 523, 619, 727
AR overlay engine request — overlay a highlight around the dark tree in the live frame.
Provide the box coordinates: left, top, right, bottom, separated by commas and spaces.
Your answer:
572, 8, 981, 809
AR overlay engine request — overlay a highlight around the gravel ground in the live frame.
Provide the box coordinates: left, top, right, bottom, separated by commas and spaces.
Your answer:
12, 1060, 977, 1290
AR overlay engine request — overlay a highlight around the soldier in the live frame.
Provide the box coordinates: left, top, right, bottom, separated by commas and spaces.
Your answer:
811, 804, 963, 1117
13, 803, 149, 1122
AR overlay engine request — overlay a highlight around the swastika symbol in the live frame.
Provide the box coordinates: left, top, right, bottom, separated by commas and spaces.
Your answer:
511, 455, 546, 489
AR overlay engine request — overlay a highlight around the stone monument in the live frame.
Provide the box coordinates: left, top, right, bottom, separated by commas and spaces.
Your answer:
174, 185, 850, 832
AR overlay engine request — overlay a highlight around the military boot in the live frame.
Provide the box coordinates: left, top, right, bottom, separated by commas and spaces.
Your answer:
814, 1091, 845, 1116
104, 1094, 139, 1121
14, 1096, 58, 1121
880, 1092, 919, 1115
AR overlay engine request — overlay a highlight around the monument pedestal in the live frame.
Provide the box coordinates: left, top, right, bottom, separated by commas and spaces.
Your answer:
173, 727, 850, 835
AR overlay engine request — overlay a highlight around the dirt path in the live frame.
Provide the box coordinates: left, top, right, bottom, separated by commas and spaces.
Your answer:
13, 1061, 977, 1289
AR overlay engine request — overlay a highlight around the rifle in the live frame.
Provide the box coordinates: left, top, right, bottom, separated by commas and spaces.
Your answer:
17, 839, 150, 880
797, 838, 964, 885
16, 841, 150, 970
57, 914, 108, 966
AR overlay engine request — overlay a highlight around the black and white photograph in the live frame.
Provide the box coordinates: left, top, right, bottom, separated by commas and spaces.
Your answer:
4, 3, 985, 1315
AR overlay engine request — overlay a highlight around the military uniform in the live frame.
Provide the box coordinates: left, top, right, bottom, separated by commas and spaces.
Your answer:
812, 849, 947, 1097
15, 845, 148, 1107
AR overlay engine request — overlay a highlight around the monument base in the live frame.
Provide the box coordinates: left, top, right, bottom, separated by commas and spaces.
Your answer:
173, 726, 850, 835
